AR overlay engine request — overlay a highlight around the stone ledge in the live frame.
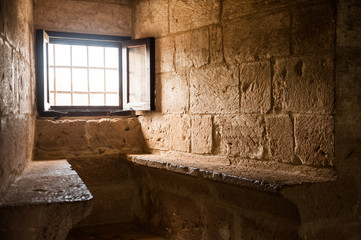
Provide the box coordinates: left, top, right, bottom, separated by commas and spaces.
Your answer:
127, 152, 337, 193
0, 160, 93, 240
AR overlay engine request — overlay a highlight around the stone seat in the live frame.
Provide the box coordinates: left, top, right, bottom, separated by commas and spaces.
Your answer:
0, 160, 93, 240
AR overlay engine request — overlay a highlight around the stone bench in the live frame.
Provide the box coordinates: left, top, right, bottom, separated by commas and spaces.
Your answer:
0, 160, 93, 240
125, 152, 337, 239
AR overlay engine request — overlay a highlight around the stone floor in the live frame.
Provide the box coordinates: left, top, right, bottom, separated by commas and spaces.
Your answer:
66, 223, 165, 240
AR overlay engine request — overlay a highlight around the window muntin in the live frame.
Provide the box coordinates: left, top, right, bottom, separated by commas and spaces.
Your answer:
48, 43, 120, 107
36, 30, 155, 116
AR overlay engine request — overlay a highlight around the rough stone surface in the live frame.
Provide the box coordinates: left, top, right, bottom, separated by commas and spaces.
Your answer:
273, 56, 334, 113
240, 61, 271, 113
169, 0, 219, 33
214, 115, 265, 159
175, 28, 209, 70
169, 115, 190, 152
155, 37, 175, 74
295, 115, 334, 166
205, 204, 234, 240
292, 2, 335, 55
210, 24, 223, 63
265, 115, 294, 163
190, 65, 239, 114
0, 0, 35, 196
34, 118, 144, 159
148, 191, 204, 239
192, 115, 212, 154
0, 160, 93, 240
158, 72, 188, 114
224, 11, 289, 63
34, 0, 132, 35
138, 115, 170, 151
133, 0, 168, 38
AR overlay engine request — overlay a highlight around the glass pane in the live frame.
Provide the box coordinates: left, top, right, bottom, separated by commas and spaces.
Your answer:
50, 92, 54, 105
90, 94, 104, 105
105, 69, 119, 92
128, 45, 148, 103
48, 44, 54, 66
105, 47, 118, 68
106, 94, 119, 106
89, 46, 104, 67
89, 69, 104, 92
56, 93, 71, 106
72, 45, 87, 67
55, 68, 71, 91
49, 67, 54, 91
73, 68, 88, 92
55, 44, 71, 66
73, 93, 88, 106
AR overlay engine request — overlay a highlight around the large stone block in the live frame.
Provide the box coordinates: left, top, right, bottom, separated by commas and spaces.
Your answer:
192, 115, 212, 154
210, 24, 223, 63
149, 191, 204, 239
169, 0, 219, 33
138, 115, 170, 151
337, 0, 361, 48
86, 118, 144, 153
0, 41, 15, 116
169, 115, 190, 152
158, 72, 188, 114
292, 2, 335, 55
295, 115, 334, 166
224, 11, 289, 63
34, 0, 132, 35
155, 36, 175, 74
265, 115, 294, 163
190, 64, 239, 114
240, 61, 271, 113
206, 204, 234, 240
223, 0, 288, 21
175, 28, 209, 70
273, 56, 334, 113
133, 0, 168, 38
35, 119, 88, 152
214, 115, 265, 159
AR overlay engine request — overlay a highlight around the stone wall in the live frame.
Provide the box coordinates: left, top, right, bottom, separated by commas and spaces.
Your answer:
34, 0, 132, 35
0, 0, 36, 195
134, 0, 336, 168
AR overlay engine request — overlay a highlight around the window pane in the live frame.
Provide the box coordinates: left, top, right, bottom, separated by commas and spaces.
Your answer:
49, 67, 54, 91
128, 45, 148, 103
73, 93, 88, 106
105, 69, 119, 92
48, 44, 54, 66
73, 68, 88, 92
55, 68, 71, 91
56, 93, 71, 106
89, 69, 104, 92
55, 44, 71, 66
90, 94, 104, 105
106, 94, 119, 106
105, 47, 118, 68
50, 92, 54, 105
72, 45, 87, 67
89, 46, 104, 67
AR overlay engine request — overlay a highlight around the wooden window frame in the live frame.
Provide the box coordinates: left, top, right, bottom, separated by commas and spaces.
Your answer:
36, 30, 155, 117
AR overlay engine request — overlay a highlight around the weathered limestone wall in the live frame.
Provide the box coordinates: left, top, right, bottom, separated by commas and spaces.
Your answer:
0, 0, 36, 195
134, 0, 336, 168
34, 0, 132, 35
34, 118, 145, 160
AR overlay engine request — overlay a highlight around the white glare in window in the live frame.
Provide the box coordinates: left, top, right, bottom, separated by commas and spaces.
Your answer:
49, 43, 119, 106
55, 44, 70, 66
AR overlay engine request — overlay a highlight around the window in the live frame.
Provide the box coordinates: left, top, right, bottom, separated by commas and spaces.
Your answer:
36, 30, 155, 116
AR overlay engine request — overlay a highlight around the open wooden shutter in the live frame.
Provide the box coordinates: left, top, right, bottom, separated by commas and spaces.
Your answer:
122, 38, 155, 111
36, 29, 50, 114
